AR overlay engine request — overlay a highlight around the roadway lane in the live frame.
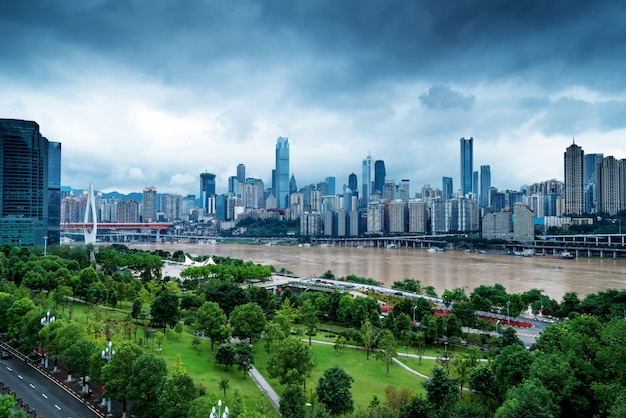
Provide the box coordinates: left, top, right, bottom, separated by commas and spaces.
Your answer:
0, 353, 101, 418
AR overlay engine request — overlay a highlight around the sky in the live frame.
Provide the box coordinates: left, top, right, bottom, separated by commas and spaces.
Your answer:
2, 0, 626, 196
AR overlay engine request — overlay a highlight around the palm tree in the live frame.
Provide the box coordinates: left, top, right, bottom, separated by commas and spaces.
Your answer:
218, 376, 230, 401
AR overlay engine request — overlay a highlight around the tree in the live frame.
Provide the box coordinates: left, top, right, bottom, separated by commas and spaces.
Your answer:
280, 384, 306, 418
174, 322, 183, 341
491, 344, 532, 400
100, 341, 143, 414
194, 301, 228, 351
423, 367, 458, 416
494, 378, 560, 418
299, 299, 320, 346
375, 329, 397, 377
450, 352, 473, 398
150, 290, 180, 332
267, 336, 312, 386
215, 343, 237, 371
63, 338, 96, 388
230, 302, 267, 343
157, 372, 200, 418
0, 394, 26, 418
316, 365, 354, 416
219, 376, 230, 401
469, 365, 495, 405
236, 342, 254, 379
360, 319, 379, 360
131, 298, 142, 319
127, 353, 168, 418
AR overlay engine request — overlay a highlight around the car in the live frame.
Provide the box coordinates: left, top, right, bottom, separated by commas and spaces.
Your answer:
0, 350, 11, 359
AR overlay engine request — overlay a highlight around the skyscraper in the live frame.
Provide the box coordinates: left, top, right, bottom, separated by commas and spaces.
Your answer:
374, 160, 386, 194
0, 119, 57, 246
48, 141, 62, 245
564, 142, 584, 215
460, 137, 473, 196
200, 172, 216, 214
236, 163, 246, 183
442, 176, 453, 199
362, 153, 372, 205
597, 156, 626, 216
348, 173, 358, 195
480, 165, 491, 207
584, 153, 603, 212
142, 186, 157, 222
275, 137, 290, 209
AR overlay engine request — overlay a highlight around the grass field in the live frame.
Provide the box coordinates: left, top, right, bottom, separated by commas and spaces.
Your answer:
56, 301, 470, 415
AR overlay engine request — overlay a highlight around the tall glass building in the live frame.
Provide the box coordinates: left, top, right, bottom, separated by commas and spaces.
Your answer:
374, 160, 386, 194
480, 165, 491, 208
361, 154, 372, 206
348, 172, 358, 195
442, 176, 453, 199
200, 172, 216, 215
460, 137, 473, 197
47, 141, 62, 245
275, 137, 290, 209
0, 119, 59, 247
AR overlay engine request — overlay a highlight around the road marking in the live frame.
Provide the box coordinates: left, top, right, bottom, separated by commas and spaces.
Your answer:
55, 404, 61, 410
42, 393, 48, 399
6, 367, 12, 372
29, 383, 35, 389
17, 375, 23, 380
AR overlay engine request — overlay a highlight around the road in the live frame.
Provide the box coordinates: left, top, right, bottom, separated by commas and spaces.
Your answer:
0, 348, 101, 418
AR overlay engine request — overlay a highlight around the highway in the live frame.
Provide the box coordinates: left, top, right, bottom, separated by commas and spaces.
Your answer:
0, 348, 101, 418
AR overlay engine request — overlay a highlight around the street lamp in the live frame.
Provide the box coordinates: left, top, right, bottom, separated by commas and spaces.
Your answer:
506, 301, 511, 325
40, 310, 55, 369
412, 305, 418, 322
101, 341, 115, 414
43, 236, 48, 257
210, 400, 228, 418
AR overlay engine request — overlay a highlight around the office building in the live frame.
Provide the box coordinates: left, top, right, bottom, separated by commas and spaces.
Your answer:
362, 153, 372, 206
289, 174, 298, 195
584, 153, 603, 212
325, 176, 336, 196
200, 172, 216, 215
348, 173, 358, 196
374, 160, 386, 194
0, 119, 60, 246
564, 142, 584, 215
160, 194, 182, 221
47, 141, 61, 245
236, 163, 246, 183
460, 137, 473, 196
480, 165, 491, 208
142, 186, 157, 222
398, 179, 410, 201
275, 137, 290, 209
442, 177, 453, 199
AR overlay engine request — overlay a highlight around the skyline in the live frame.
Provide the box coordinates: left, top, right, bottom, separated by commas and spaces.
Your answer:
2, 1, 626, 195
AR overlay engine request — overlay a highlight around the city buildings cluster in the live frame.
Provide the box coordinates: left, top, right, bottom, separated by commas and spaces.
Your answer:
2, 117, 625, 247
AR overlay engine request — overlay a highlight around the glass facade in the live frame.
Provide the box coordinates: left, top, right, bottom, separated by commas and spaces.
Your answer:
374, 160, 386, 194
200, 172, 216, 214
275, 137, 289, 209
48, 141, 62, 244
460, 137, 473, 197
0, 119, 54, 247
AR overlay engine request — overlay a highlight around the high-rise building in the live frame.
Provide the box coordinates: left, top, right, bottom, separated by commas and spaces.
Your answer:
325, 176, 336, 196
275, 137, 290, 209
348, 173, 358, 195
200, 172, 216, 214
513, 203, 534, 242
47, 141, 62, 245
374, 160, 386, 194
0, 119, 60, 247
289, 174, 298, 195
460, 137, 473, 196
584, 153, 603, 212
442, 176, 453, 199
142, 186, 157, 222
480, 165, 491, 207
362, 153, 372, 206
236, 163, 246, 183
597, 156, 626, 216
564, 142, 584, 215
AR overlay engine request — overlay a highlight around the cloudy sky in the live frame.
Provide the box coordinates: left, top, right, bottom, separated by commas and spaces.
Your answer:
2, 1, 626, 196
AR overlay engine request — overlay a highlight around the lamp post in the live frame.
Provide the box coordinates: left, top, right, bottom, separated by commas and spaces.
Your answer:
412, 305, 417, 322
506, 301, 511, 325
40, 310, 55, 369
210, 400, 228, 418
101, 341, 115, 414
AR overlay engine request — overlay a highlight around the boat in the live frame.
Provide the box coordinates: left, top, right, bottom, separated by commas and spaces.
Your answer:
427, 247, 445, 253
507, 249, 534, 257
386, 243, 398, 249
539, 251, 576, 260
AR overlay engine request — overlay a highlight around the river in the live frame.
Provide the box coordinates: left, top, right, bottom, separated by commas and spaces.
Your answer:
129, 243, 626, 301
